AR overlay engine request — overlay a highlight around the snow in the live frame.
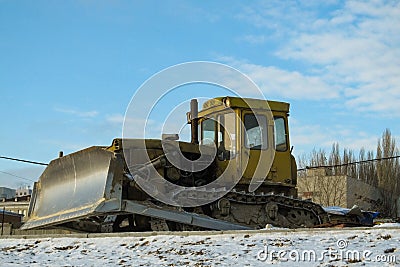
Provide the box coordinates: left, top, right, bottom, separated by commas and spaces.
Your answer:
1, 225, 399, 266
374, 223, 400, 228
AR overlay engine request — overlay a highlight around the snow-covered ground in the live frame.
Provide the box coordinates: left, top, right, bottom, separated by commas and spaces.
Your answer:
1, 225, 399, 266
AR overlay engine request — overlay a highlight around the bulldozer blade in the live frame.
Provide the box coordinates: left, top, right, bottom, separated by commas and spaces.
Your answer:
21, 146, 123, 230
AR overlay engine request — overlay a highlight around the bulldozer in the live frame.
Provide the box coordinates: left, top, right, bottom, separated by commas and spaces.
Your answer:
21, 97, 375, 232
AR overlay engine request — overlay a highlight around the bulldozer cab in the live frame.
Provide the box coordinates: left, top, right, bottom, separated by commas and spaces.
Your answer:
198, 97, 295, 191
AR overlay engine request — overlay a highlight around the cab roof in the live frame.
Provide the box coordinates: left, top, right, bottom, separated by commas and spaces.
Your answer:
201, 96, 290, 113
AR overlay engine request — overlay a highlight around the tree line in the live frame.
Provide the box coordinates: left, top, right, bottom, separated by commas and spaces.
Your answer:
297, 129, 400, 218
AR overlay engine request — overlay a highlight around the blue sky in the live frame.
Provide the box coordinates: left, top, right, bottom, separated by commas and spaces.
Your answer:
1, 0, 399, 188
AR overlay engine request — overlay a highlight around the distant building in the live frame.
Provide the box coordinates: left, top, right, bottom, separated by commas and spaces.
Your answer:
0, 210, 23, 225
0, 199, 30, 220
0, 187, 16, 200
15, 186, 32, 197
297, 168, 381, 212
0, 186, 31, 221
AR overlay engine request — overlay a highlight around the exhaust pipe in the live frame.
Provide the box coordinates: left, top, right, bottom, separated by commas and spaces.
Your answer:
190, 99, 199, 144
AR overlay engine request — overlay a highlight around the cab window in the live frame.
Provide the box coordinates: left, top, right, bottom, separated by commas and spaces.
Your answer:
274, 117, 287, 151
218, 113, 236, 153
201, 118, 216, 145
244, 114, 267, 149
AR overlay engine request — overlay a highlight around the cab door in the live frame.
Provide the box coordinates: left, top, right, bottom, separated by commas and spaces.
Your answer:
215, 111, 240, 183
240, 110, 275, 189
270, 115, 292, 184
200, 111, 240, 183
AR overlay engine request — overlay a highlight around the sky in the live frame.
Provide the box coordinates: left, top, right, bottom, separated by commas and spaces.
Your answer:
1, 0, 399, 188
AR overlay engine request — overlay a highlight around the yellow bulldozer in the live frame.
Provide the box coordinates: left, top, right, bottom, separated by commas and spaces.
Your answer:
21, 97, 374, 232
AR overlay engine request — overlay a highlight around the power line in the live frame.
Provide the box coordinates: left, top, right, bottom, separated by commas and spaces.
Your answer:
0, 156, 48, 166
0, 170, 35, 183
2, 153, 399, 177
297, 155, 400, 171
0, 155, 46, 183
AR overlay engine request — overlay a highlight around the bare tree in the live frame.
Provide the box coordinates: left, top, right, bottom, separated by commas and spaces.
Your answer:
298, 148, 347, 207
366, 150, 378, 187
329, 143, 341, 175
297, 129, 400, 217
376, 129, 400, 217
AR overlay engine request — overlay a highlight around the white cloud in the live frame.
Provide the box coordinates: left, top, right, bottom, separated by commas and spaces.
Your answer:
237, 0, 400, 115
237, 35, 267, 45
55, 107, 99, 118
291, 121, 380, 157
106, 113, 163, 139
291, 124, 331, 152
237, 1, 316, 31
105, 114, 125, 124
220, 57, 338, 100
